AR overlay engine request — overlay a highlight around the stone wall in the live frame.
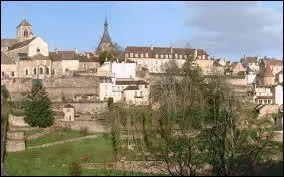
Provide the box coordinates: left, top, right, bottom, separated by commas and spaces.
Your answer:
55, 120, 110, 133
7, 131, 24, 140
6, 140, 25, 152
8, 114, 29, 127
51, 102, 108, 115
226, 78, 247, 86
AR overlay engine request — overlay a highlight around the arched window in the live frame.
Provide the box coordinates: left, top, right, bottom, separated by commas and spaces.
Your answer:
24, 29, 28, 37
46, 67, 49, 75
2, 71, 4, 76
40, 67, 43, 74
36, 48, 40, 53
26, 69, 28, 75
33, 68, 36, 75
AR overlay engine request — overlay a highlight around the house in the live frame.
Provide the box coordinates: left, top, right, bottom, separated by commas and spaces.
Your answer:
225, 62, 246, 76
98, 76, 113, 101
96, 60, 136, 79
254, 86, 274, 105
63, 104, 75, 121
259, 58, 283, 76
261, 65, 275, 86
245, 67, 257, 85
1, 52, 16, 78
255, 104, 279, 119
240, 56, 259, 72
121, 80, 150, 105
214, 58, 227, 67
275, 71, 283, 84
124, 45, 209, 73
212, 61, 225, 75
274, 84, 283, 106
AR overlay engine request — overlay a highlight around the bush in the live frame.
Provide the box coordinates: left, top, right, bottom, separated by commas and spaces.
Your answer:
23, 82, 54, 128
68, 161, 82, 176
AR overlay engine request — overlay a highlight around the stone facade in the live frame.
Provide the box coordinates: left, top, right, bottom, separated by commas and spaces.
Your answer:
8, 114, 29, 127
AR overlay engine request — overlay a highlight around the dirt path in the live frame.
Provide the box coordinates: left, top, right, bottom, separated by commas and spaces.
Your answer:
27, 134, 100, 149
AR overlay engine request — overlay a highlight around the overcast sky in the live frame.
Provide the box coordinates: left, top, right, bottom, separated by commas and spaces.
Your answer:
1, 1, 283, 61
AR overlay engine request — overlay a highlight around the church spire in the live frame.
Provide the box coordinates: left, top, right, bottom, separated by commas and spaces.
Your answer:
104, 16, 108, 30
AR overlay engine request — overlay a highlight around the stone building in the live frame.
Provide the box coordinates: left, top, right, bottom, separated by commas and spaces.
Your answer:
240, 56, 259, 72
261, 65, 275, 86
259, 59, 283, 76
63, 104, 75, 121
121, 80, 150, 105
225, 62, 246, 76
124, 46, 209, 73
96, 17, 113, 55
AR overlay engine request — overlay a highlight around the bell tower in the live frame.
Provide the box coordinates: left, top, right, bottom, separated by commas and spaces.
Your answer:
16, 17, 33, 42
96, 17, 113, 55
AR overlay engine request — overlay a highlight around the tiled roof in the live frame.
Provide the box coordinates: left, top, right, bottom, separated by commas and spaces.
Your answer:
124, 85, 139, 90
1, 52, 15, 64
213, 61, 224, 67
1, 38, 19, 47
241, 56, 258, 63
125, 46, 209, 59
115, 80, 149, 86
263, 59, 283, 66
263, 65, 274, 77
7, 37, 37, 51
256, 96, 274, 99
16, 19, 32, 28
29, 53, 49, 60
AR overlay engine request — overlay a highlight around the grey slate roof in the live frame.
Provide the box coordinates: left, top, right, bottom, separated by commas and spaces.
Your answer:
7, 37, 37, 51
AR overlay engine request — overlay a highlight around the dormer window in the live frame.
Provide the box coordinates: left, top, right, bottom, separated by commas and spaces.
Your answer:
169, 55, 172, 59
165, 55, 168, 59
130, 53, 133, 57
140, 53, 144, 58
125, 53, 129, 58
155, 54, 158, 59
145, 53, 148, 58
160, 54, 164, 59
202, 55, 205, 59
135, 53, 138, 57
175, 54, 178, 58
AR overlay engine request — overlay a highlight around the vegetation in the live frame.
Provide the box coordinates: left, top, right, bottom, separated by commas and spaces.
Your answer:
25, 129, 91, 147
5, 136, 113, 176
23, 81, 54, 128
107, 55, 281, 176
99, 51, 113, 65
99, 42, 124, 65
68, 161, 82, 176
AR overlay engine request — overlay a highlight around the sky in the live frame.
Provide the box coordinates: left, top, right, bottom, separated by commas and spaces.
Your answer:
1, 1, 283, 61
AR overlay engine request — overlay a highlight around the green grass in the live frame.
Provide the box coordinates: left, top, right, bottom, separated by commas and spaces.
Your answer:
5, 136, 114, 176
25, 129, 91, 147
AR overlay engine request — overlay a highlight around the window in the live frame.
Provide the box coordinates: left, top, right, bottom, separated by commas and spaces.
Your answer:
175, 54, 178, 58
40, 67, 43, 74
145, 53, 148, 58
155, 54, 158, 59
24, 29, 28, 37
160, 55, 164, 59
198, 56, 201, 59
135, 53, 138, 57
46, 67, 49, 75
140, 91, 142, 96
83, 64, 87, 70
169, 55, 172, 59
145, 85, 148, 88
125, 53, 129, 58
11, 71, 14, 77
2, 71, 4, 76
33, 68, 36, 75
135, 91, 137, 96
165, 55, 168, 59
130, 53, 133, 57
202, 55, 205, 59
26, 69, 28, 75
36, 48, 40, 53
140, 53, 144, 58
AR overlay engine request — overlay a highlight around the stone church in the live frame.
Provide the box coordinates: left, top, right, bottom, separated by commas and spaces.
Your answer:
96, 17, 113, 55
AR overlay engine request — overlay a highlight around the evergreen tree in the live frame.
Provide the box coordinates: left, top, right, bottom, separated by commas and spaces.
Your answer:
23, 81, 53, 127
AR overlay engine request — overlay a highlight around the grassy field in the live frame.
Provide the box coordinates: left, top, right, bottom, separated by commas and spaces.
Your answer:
5, 136, 115, 176
25, 128, 91, 147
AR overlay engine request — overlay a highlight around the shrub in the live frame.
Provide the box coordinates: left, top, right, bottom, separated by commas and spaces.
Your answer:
68, 161, 82, 176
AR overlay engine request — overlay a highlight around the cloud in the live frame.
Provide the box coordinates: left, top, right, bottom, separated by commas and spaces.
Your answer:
183, 1, 283, 59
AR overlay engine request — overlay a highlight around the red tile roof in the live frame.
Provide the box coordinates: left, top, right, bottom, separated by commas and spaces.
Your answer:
263, 59, 283, 66
263, 65, 274, 77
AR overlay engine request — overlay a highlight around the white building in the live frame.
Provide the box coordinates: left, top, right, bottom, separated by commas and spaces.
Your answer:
96, 60, 136, 78
245, 68, 257, 85
254, 86, 274, 104
98, 76, 113, 101
122, 81, 150, 105
275, 84, 283, 106
63, 104, 75, 121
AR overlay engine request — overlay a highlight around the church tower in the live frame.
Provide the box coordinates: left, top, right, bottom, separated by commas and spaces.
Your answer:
96, 17, 113, 55
16, 17, 33, 42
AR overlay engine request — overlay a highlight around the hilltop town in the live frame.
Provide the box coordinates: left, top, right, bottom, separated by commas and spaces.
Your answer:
1, 17, 283, 176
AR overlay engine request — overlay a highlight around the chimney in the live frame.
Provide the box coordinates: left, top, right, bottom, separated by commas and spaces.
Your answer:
55, 48, 57, 54
150, 44, 153, 51
87, 53, 90, 59
74, 48, 77, 54
170, 46, 173, 53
